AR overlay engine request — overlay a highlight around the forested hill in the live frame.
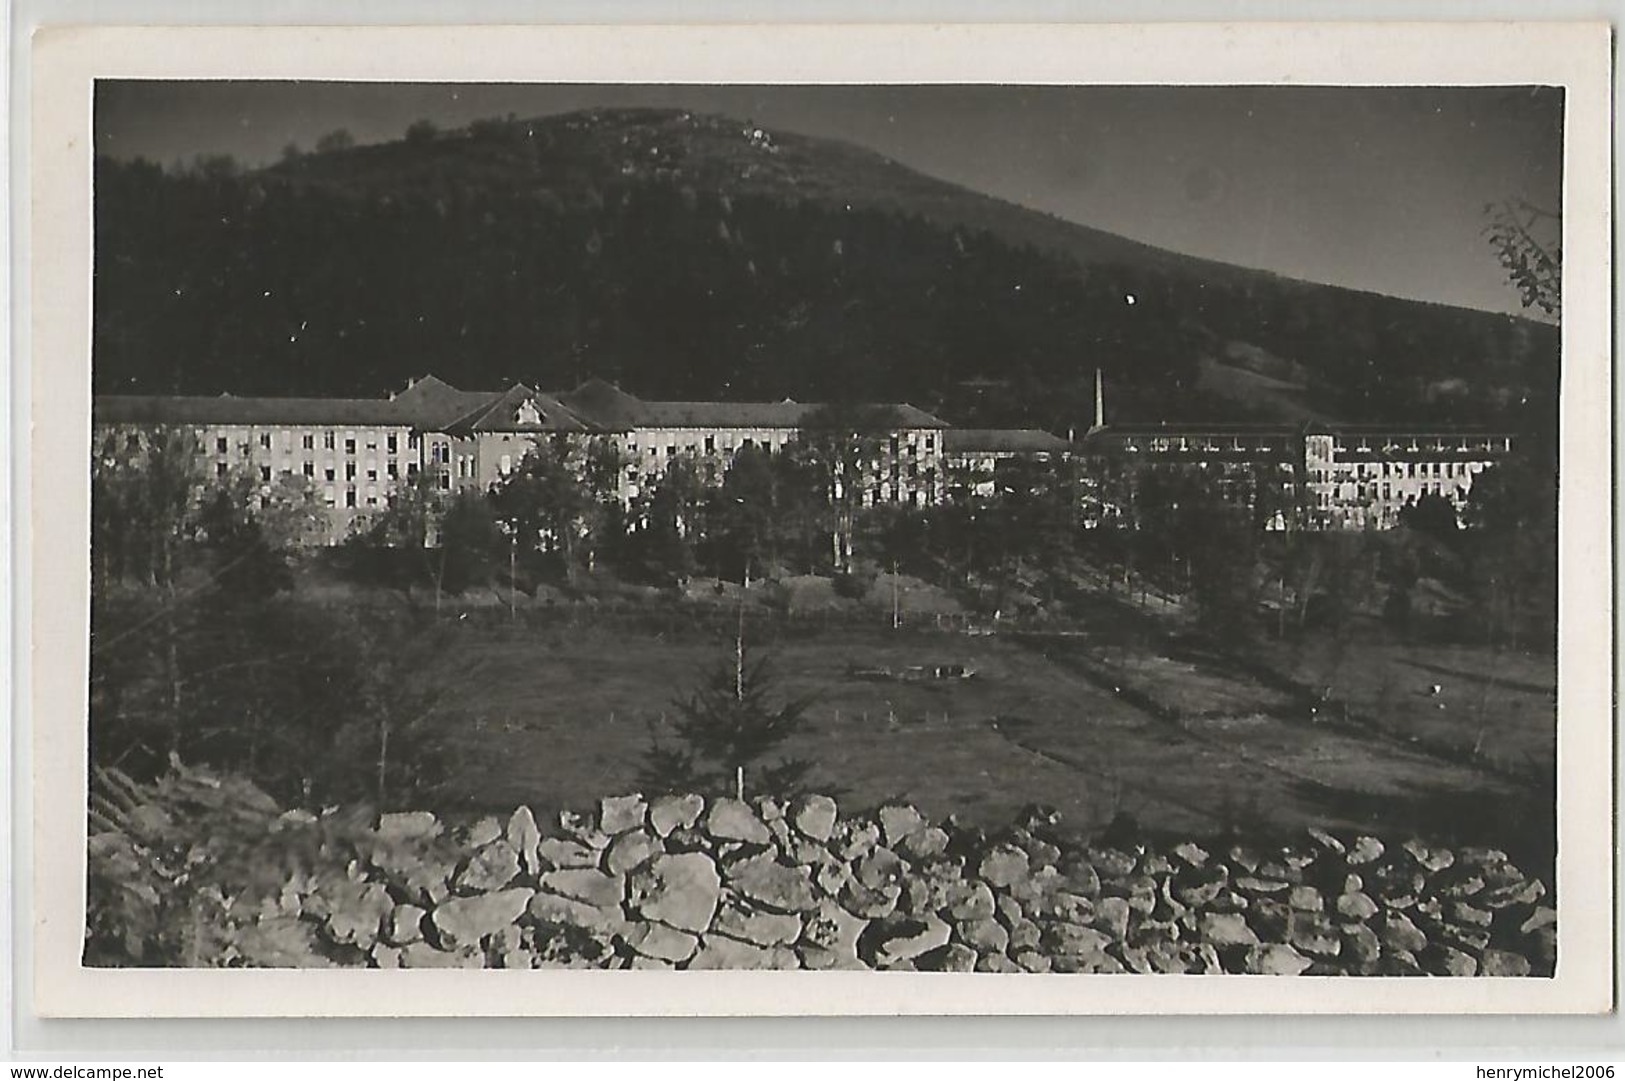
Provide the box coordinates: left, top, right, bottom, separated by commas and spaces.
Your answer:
93, 107, 1558, 435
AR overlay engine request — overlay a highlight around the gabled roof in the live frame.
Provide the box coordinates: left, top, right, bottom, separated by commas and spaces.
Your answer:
388, 374, 507, 428
943, 428, 1071, 454
557, 378, 654, 429
443, 384, 590, 434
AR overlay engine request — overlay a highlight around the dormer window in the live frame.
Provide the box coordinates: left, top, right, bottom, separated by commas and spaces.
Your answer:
514, 400, 543, 426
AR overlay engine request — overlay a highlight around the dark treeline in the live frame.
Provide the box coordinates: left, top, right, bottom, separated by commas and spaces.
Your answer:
95, 107, 1557, 439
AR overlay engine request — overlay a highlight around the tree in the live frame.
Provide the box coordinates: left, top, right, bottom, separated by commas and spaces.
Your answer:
639, 633, 816, 798
627, 457, 706, 586
1399, 491, 1461, 546
315, 129, 356, 154
403, 119, 439, 145
1485, 198, 1561, 319
789, 403, 900, 572
490, 436, 597, 583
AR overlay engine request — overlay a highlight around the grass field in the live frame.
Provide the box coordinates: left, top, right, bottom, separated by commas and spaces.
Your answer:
409, 597, 1552, 876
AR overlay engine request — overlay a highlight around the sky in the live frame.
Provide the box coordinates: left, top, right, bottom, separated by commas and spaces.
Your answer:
95, 82, 1563, 315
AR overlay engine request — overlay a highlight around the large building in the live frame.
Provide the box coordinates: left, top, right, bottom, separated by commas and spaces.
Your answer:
1079, 374, 1515, 530
93, 376, 952, 544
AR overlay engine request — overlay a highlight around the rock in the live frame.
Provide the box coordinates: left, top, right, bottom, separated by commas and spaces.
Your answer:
456, 839, 521, 893
1341, 923, 1381, 966
714, 902, 803, 947
980, 844, 1031, 889
878, 804, 927, 848
1379, 948, 1424, 976
690, 935, 796, 970
955, 917, 1009, 954
976, 952, 1023, 973
1424, 945, 1479, 976
1227, 844, 1262, 874
1481, 878, 1546, 909
917, 942, 978, 972
1449, 901, 1493, 928
1402, 838, 1455, 873
648, 794, 706, 838
1063, 861, 1102, 898
539, 868, 624, 909
538, 836, 601, 870
430, 888, 533, 951
627, 955, 673, 970
1013, 950, 1052, 973
860, 913, 953, 968
377, 811, 441, 843
1024, 837, 1063, 869
1255, 860, 1301, 884
724, 853, 816, 912
1307, 827, 1346, 855
945, 880, 997, 922
841, 881, 900, 920
1288, 885, 1324, 913
1234, 876, 1291, 896
815, 860, 851, 897
1044, 921, 1115, 958
898, 827, 951, 862
622, 920, 699, 963
599, 794, 648, 835
704, 798, 771, 844
799, 899, 868, 970
1380, 912, 1429, 954
506, 806, 543, 877
1200, 912, 1260, 948
855, 847, 906, 892
834, 820, 883, 861
1092, 895, 1132, 941
1440, 874, 1486, 900
1520, 905, 1558, 934
464, 816, 503, 849
1287, 912, 1342, 958
385, 903, 427, 946
401, 941, 484, 969
1089, 847, 1138, 879
323, 880, 394, 949
1170, 841, 1209, 868
604, 829, 664, 877
789, 794, 839, 841
1247, 943, 1313, 975
1173, 869, 1228, 908
371, 942, 402, 969
1336, 891, 1379, 922
1479, 949, 1533, 977
1006, 915, 1042, 953
1138, 851, 1174, 877
627, 852, 722, 933
1347, 836, 1385, 865
1438, 924, 1492, 954
526, 891, 627, 937
1008, 865, 1065, 913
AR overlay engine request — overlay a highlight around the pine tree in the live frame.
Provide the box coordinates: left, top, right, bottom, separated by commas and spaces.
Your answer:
640, 623, 815, 798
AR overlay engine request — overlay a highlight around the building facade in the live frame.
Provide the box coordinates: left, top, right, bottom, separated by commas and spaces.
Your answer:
93, 375, 952, 544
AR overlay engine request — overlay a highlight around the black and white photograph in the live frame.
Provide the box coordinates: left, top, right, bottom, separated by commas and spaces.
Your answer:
25, 22, 1612, 1019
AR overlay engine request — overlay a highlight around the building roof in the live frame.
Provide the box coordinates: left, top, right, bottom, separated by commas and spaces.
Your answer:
93, 394, 409, 428
557, 378, 654, 429
443, 385, 591, 434
943, 428, 1071, 454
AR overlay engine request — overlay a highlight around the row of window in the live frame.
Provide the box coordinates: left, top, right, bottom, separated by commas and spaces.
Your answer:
233, 461, 416, 483
215, 431, 414, 455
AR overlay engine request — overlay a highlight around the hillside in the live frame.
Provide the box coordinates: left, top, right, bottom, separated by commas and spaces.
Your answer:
93, 107, 1558, 436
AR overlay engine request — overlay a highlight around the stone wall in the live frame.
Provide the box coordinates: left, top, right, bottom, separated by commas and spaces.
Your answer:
210, 791, 1554, 975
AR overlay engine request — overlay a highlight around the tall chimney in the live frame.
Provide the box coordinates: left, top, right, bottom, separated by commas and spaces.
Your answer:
1091, 368, 1105, 433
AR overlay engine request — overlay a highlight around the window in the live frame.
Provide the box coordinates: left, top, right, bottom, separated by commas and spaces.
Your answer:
345, 489, 357, 509
366, 434, 377, 451
408, 432, 420, 449
387, 462, 398, 478
216, 437, 228, 454
387, 434, 398, 454
705, 435, 716, 454
925, 435, 935, 451
303, 434, 315, 451
499, 454, 512, 476
346, 463, 356, 481
438, 474, 451, 491
216, 462, 227, 477
324, 431, 336, 450
367, 468, 378, 482
323, 487, 335, 507
325, 467, 335, 482
345, 438, 357, 455
126, 433, 142, 451
667, 445, 676, 458
259, 433, 272, 450
303, 462, 315, 478
259, 466, 272, 482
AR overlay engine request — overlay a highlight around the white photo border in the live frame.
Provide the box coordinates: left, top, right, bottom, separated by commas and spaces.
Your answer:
23, 21, 1615, 1019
